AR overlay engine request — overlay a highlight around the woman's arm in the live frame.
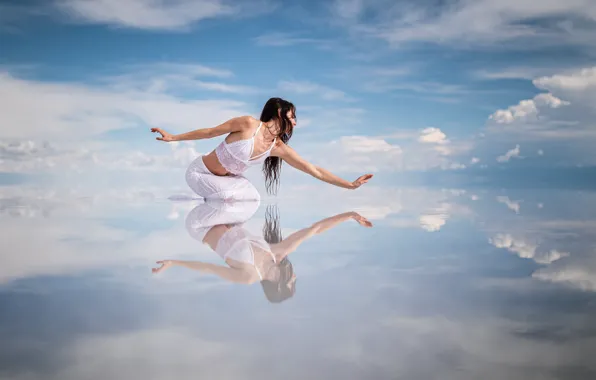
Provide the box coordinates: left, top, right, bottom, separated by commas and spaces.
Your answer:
269, 212, 371, 260
153, 260, 252, 284
272, 142, 373, 189
151, 116, 251, 142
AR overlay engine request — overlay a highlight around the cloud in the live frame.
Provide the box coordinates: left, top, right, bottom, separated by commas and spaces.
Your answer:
490, 234, 569, 265
0, 137, 202, 175
331, 0, 364, 20
496, 196, 521, 213
419, 203, 450, 232
496, 145, 521, 163
323, 135, 403, 172
277, 80, 354, 102
533, 67, 596, 93
533, 256, 596, 291
339, 136, 402, 154
0, 140, 94, 173
471, 65, 586, 81
362, 81, 468, 95
489, 94, 569, 124
314, 130, 471, 173
418, 127, 449, 145
0, 66, 249, 140
477, 65, 596, 166
55, 0, 238, 30
253, 32, 330, 47
339, 0, 596, 49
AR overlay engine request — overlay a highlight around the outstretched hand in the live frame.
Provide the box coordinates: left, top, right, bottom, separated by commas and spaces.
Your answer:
351, 212, 373, 227
151, 128, 175, 142
351, 174, 373, 189
152, 260, 173, 274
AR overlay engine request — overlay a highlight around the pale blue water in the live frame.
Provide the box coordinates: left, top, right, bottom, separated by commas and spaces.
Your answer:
1, 184, 595, 380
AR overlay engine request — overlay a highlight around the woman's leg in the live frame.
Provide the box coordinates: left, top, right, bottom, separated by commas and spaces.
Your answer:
185, 156, 261, 202
185, 198, 260, 241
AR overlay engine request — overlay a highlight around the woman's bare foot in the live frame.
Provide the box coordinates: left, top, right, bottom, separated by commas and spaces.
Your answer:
152, 260, 174, 274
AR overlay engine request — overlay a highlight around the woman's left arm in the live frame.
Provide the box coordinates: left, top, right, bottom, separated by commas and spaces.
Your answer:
272, 142, 373, 189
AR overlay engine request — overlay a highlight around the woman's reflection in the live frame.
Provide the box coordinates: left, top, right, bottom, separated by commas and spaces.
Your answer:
152, 201, 372, 303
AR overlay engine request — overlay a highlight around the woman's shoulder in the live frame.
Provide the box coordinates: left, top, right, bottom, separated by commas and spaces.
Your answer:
233, 115, 260, 131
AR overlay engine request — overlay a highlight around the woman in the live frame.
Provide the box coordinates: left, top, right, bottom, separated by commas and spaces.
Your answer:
152, 202, 372, 303
151, 97, 373, 201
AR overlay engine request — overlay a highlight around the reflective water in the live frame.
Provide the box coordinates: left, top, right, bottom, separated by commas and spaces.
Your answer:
1, 184, 596, 380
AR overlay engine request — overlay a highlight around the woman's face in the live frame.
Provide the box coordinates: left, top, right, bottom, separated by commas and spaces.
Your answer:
286, 110, 297, 127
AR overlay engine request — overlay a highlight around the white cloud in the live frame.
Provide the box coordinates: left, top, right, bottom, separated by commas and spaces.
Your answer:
317, 129, 469, 173
489, 93, 569, 124
533, 257, 596, 291
322, 126, 473, 173
339, 136, 402, 154
472, 67, 558, 81
362, 81, 467, 95
533, 66, 596, 93
253, 32, 329, 47
0, 67, 249, 141
323, 135, 403, 172
343, 0, 596, 49
0, 140, 94, 173
0, 138, 202, 174
496, 144, 521, 163
277, 80, 354, 102
332, 0, 364, 20
419, 203, 450, 232
496, 196, 521, 214
490, 234, 569, 265
56, 0, 238, 30
418, 127, 449, 144
470, 157, 480, 165
537, 149, 544, 156
478, 65, 596, 165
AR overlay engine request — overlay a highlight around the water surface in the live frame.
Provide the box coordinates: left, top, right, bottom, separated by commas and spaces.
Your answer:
1, 185, 595, 380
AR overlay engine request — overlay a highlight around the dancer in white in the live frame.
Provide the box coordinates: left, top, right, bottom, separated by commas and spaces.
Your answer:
152, 202, 372, 303
151, 97, 373, 201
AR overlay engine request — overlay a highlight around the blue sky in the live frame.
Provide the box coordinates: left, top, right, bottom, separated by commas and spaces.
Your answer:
1, 0, 596, 187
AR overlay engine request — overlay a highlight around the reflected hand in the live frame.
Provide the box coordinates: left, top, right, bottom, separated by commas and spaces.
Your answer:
351, 174, 373, 189
151, 128, 175, 142
152, 260, 173, 274
351, 212, 373, 227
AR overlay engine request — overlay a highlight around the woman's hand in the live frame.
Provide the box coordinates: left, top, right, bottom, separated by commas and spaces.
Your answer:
351, 174, 373, 189
152, 260, 174, 274
350, 212, 373, 227
151, 128, 176, 142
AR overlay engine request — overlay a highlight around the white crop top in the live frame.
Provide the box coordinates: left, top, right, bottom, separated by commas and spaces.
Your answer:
215, 122, 276, 175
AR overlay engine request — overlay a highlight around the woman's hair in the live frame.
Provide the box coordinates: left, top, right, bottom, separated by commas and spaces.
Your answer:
260, 205, 295, 303
259, 97, 296, 195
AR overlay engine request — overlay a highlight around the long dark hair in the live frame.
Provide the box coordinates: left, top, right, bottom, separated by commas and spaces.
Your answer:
260, 98, 296, 195
260, 205, 295, 303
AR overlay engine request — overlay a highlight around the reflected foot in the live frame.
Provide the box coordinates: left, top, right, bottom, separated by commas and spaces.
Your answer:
152, 260, 173, 274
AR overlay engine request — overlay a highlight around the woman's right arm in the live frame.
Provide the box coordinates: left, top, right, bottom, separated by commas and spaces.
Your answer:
151, 116, 251, 142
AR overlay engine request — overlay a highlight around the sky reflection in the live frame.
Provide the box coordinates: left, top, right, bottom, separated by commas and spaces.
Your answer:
1, 184, 596, 379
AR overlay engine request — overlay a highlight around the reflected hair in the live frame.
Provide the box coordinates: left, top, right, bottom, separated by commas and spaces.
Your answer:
260, 205, 295, 303
260, 98, 296, 196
